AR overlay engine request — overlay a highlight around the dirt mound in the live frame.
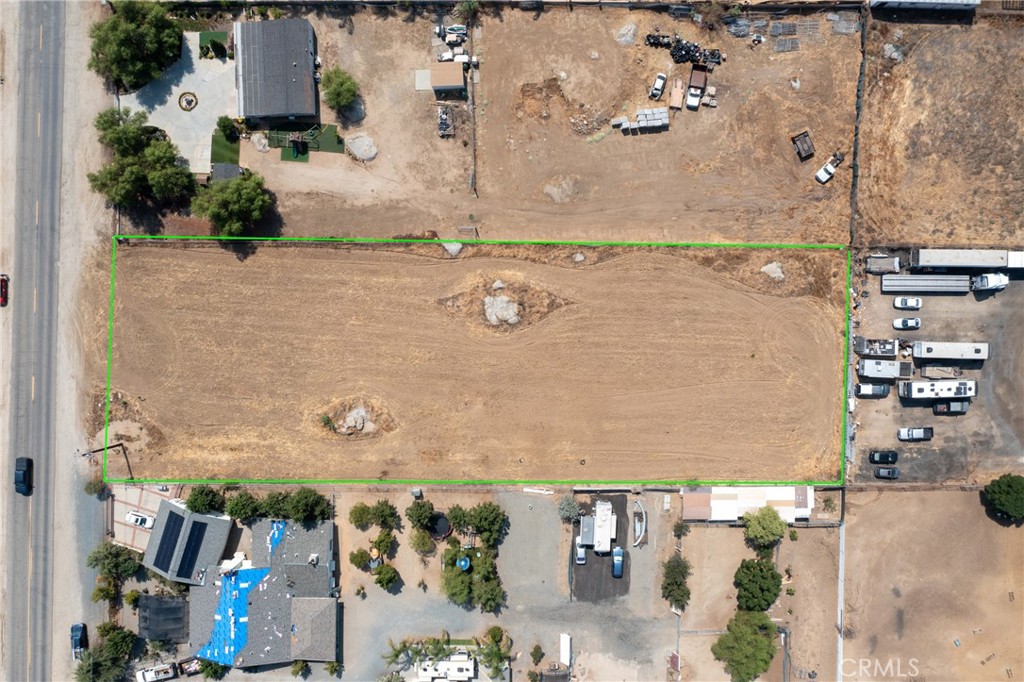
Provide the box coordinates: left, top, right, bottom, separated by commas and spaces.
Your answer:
317, 396, 396, 440
90, 387, 167, 475
515, 78, 609, 135
440, 273, 570, 333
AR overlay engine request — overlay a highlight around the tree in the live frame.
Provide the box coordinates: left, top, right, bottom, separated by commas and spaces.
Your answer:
320, 67, 360, 111
370, 500, 401, 530
447, 505, 470, 533
741, 506, 787, 548
143, 139, 194, 201
530, 644, 545, 666
290, 659, 311, 678
89, 1, 182, 90
711, 611, 777, 682
87, 542, 141, 583
673, 520, 691, 538
261, 491, 292, 519
661, 553, 692, 611
373, 563, 400, 590
103, 625, 138, 659
557, 495, 579, 523
88, 155, 149, 207
349, 502, 373, 529
405, 500, 435, 530
478, 627, 512, 678
191, 172, 272, 237
349, 548, 371, 570
186, 485, 225, 514
226, 491, 262, 522
372, 529, 395, 557
983, 473, 1024, 521
75, 646, 126, 682
410, 528, 435, 555
94, 107, 153, 157
473, 573, 506, 613
468, 502, 508, 548
733, 559, 782, 612
286, 487, 332, 524
453, 0, 480, 24
216, 115, 238, 142
198, 659, 230, 680
324, 661, 342, 677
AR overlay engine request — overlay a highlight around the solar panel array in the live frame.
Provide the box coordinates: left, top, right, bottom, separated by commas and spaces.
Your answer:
176, 521, 208, 579
153, 510, 184, 573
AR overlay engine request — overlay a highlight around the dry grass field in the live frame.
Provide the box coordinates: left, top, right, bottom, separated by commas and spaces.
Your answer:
857, 18, 1024, 247
97, 243, 845, 482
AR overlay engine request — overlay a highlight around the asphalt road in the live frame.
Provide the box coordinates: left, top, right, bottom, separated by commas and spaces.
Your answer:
5, 1, 67, 680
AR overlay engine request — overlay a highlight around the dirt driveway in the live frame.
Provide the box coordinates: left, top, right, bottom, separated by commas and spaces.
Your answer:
857, 17, 1024, 247
843, 490, 1023, 682
100, 242, 845, 483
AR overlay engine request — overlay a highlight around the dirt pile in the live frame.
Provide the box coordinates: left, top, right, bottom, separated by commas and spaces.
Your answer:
441, 273, 570, 333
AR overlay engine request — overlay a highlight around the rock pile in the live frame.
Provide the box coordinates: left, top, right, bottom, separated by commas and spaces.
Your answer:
339, 406, 377, 435
484, 295, 521, 326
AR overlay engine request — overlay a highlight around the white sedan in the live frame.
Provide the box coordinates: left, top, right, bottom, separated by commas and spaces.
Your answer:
893, 297, 922, 310
126, 511, 156, 529
893, 317, 921, 330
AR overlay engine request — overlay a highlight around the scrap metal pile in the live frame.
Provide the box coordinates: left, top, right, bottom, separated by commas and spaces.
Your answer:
645, 34, 722, 65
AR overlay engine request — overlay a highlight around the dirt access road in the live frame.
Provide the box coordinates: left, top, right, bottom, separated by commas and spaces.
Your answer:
201, 8, 860, 245
98, 243, 845, 482
857, 18, 1024, 247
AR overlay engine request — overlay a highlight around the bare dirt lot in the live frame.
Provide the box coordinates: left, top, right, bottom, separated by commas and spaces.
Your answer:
97, 243, 845, 482
843, 491, 1024, 682
182, 8, 860, 245
857, 17, 1024, 247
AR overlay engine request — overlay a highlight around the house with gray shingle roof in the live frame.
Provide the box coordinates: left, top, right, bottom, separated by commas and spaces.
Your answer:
234, 18, 318, 121
189, 519, 338, 669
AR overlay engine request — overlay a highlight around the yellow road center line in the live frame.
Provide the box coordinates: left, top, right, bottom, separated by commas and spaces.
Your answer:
38, 24, 43, 51
31, 375, 35, 401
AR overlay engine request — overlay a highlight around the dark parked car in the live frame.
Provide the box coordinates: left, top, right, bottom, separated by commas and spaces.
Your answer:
874, 467, 900, 480
611, 546, 624, 579
71, 623, 87, 661
869, 450, 898, 465
14, 457, 33, 495
0, 274, 9, 307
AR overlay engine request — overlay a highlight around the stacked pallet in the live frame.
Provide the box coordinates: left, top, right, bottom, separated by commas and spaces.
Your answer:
610, 106, 671, 135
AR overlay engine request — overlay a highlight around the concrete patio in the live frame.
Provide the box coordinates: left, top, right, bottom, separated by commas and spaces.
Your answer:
122, 32, 237, 174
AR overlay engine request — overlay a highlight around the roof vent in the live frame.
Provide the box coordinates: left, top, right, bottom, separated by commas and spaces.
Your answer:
308, 553, 319, 566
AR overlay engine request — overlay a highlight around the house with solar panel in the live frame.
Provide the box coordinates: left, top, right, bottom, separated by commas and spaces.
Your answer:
188, 518, 339, 670
141, 500, 233, 586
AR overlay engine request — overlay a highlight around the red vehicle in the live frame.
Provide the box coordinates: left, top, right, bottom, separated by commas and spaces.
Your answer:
0, 274, 8, 307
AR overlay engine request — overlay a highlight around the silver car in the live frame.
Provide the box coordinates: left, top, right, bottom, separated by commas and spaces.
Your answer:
575, 535, 586, 565
893, 317, 921, 330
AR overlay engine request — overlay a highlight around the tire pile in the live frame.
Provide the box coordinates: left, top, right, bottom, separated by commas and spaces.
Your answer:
645, 34, 722, 65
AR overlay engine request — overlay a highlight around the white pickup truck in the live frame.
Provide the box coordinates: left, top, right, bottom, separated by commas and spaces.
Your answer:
897, 427, 934, 441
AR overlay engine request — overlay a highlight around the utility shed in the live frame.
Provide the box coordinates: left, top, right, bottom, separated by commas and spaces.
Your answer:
234, 19, 317, 120
430, 62, 466, 94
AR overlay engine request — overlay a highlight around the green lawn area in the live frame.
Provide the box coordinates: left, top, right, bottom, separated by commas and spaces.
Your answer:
199, 31, 228, 48
280, 144, 310, 163
316, 125, 345, 154
210, 131, 240, 165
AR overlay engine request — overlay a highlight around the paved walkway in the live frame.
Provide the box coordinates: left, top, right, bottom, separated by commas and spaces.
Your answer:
122, 32, 236, 174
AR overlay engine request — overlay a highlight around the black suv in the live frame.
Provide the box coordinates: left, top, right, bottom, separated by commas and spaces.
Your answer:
14, 457, 33, 495
868, 450, 898, 465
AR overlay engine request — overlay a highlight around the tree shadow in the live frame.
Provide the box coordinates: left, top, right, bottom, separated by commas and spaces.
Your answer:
977, 490, 1023, 528
128, 37, 194, 109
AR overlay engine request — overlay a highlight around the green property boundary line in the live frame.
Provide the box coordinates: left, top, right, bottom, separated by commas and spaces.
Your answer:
103, 235, 852, 487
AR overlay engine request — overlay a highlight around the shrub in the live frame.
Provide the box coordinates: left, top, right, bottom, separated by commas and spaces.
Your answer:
786, 587, 795, 596
789, 530, 798, 542
672, 520, 691, 538
527, 672, 540, 682
370, 500, 401, 530
324, 661, 342, 677
87, 542, 141, 583
124, 589, 141, 608
530, 644, 545, 666
320, 414, 335, 431
103, 625, 138, 659
198, 659, 230, 679
290, 659, 310, 678
216, 115, 237, 142
320, 67, 360, 110
453, 0, 480, 23
349, 548, 371, 570
92, 583, 117, 603
557, 495, 580, 523
373, 564, 400, 590
823, 497, 837, 513
84, 478, 109, 499
372, 529, 395, 557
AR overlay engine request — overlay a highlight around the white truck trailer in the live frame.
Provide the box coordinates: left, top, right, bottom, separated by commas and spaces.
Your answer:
912, 341, 989, 361
898, 380, 977, 400
857, 359, 914, 380
881, 273, 1009, 293
910, 248, 1024, 270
